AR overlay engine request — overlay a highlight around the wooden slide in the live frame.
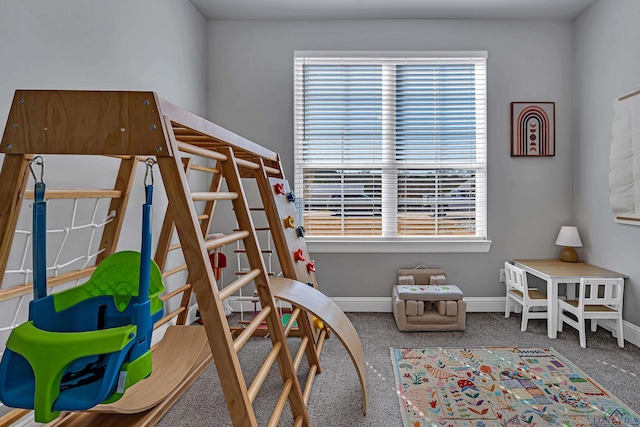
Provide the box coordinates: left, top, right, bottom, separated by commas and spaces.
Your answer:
90, 326, 209, 414
270, 277, 367, 414
48, 326, 212, 426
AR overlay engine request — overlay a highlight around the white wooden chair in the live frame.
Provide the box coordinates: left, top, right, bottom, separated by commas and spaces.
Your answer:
558, 277, 624, 348
504, 262, 548, 331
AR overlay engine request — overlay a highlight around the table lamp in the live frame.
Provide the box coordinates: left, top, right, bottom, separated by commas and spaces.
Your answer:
555, 226, 583, 263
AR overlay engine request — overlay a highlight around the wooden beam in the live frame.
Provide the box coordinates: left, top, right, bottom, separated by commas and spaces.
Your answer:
23, 189, 122, 199
0, 154, 31, 288
1, 90, 170, 156
96, 156, 138, 264
157, 133, 257, 427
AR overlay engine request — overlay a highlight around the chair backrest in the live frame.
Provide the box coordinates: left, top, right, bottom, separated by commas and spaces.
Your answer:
578, 278, 624, 310
505, 262, 527, 295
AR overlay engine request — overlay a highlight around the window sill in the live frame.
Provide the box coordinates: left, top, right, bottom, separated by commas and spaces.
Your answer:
306, 238, 492, 253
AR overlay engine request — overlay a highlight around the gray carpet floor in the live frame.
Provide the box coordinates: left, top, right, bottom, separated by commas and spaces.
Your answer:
157, 312, 640, 426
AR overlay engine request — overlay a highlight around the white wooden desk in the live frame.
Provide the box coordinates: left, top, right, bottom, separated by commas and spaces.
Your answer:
512, 259, 626, 339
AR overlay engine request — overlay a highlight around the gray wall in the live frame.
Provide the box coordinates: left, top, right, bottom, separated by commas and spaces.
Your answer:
0, 0, 207, 245
206, 19, 574, 297
0, 0, 206, 123
0, 0, 207, 248
574, 0, 640, 326
0, 0, 207, 387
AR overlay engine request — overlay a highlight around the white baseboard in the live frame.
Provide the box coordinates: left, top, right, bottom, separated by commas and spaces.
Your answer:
595, 318, 640, 349
330, 297, 393, 312
224, 296, 508, 313
164, 297, 640, 352
329, 296, 506, 313
327, 296, 640, 348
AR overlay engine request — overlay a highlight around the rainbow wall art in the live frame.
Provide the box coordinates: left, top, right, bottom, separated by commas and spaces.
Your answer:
511, 102, 555, 157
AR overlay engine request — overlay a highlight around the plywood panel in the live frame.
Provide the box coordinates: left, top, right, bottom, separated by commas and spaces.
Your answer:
1, 91, 169, 156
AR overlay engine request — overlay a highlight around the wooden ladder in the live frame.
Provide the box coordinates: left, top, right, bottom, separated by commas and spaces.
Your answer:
0, 90, 364, 426
157, 131, 311, 426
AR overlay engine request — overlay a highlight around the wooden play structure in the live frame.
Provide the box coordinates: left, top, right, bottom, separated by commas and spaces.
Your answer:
0, 90, 366, 426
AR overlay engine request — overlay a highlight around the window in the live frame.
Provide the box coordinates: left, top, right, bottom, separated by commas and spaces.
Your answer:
294, 51, 487, 250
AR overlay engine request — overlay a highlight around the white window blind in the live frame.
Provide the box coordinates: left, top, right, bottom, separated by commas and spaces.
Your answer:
294, 51, 487, 240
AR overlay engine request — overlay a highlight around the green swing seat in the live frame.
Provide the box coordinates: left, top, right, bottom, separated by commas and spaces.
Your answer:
0, 251, 165, 422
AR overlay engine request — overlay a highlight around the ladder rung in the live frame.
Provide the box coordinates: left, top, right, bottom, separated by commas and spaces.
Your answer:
262, 165, 282, 177
154, 306, 186, 329
234, 157, 280, 176
189, 164, 220, 174
0, 409, 32, 427
303, 363, 319, 406
191, 191, 237, 201
235, 157, 259, 171
233, 306, 272, 352
235, 271, 275, 277
237, 319, 261, 325
316, 328, 327, 358
171, 127, 202, 135
162, 264, 187, 278
249, 207, 265, 211
197, 214, 209, 220
0, 266, 97, 303
177, 141, 227, 161
234, 227, 269, 232
206, 230, 249, 250
219, 269, 261, 301
23, 189, 122, 199
160, 284, 191, 301
283, 308, 301, 337
171, 127, 200, 136
175, 135, 216, 143
168, 243, 181, 251
293, 336, 309, 372
248, 341, 282, 402
267, 379, 293, 427
233, 249, 273, 254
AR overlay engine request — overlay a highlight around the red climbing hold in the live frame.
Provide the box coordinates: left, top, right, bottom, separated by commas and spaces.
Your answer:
294, 248, 306, 261
306, 260, 316, 272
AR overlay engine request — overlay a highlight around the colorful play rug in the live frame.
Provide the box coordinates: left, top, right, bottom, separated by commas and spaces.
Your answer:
390, 347, 640, 427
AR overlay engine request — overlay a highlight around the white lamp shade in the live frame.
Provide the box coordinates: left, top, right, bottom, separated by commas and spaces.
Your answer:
555, 226, 583, 247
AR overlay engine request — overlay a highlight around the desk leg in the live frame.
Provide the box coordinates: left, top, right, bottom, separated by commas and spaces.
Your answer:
548, 279, 558, 339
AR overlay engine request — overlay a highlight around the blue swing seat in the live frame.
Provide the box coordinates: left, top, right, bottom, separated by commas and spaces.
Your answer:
0, 251, 165, 422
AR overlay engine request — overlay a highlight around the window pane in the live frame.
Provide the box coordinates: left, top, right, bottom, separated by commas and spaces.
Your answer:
397, 170, 479, 236
301, 64, 383, 163
396, 64, 479, 163
299, 169, 382, 236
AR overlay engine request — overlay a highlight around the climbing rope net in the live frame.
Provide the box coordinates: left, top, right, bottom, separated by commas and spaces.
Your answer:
0, 197, 116, 354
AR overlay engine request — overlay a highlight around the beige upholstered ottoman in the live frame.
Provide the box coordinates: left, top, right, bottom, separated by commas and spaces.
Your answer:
392, 268, 466, 331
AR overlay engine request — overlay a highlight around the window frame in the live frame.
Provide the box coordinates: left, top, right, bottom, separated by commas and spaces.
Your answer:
293, 51, 491, 253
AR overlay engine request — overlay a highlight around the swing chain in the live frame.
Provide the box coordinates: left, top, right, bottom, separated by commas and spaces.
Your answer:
144, 158, 157, 186
29, 156, 45, 183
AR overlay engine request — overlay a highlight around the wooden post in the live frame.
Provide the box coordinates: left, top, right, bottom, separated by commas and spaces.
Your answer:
96, 156, 139, 263
0, 154, 32, 287
157, 125, 257, 427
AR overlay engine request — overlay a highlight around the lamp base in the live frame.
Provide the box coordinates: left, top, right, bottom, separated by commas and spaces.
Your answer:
560, 246, 578, 263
